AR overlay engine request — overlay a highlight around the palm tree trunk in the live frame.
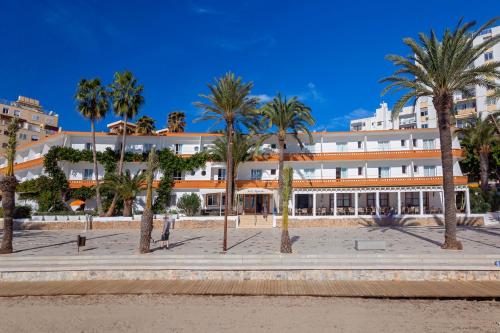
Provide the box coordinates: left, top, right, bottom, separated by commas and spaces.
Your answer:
222, 121, 234, 252
106, 114, 128, 216
123, 198, 133, 217
278, 137, 285, 214
479, 150, 489, 192
139, 207, 153, 253
434, 94, 462, 250
0, 176, 17, 254
280, 197, 292, 253
91, 120, 104, 216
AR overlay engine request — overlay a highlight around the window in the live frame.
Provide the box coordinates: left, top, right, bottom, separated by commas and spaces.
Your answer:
190, 170, 195, 176
358, 167, 363, 176
352, 124, 362, 131
2, 107, 8, 114
424, 166, 436, 177
420, 108, 428, 116
19, 133, 27, 140
340, 168, 348, 179
1, 143, 7, 148
31, 135, 39, 141
83, 169, 93, 180
336, 168, 341, 179
45, 118, 54, 125
422, 124, 429, 128
337, 142, 348, 152
357, 141, 362, 149
484, 52, 493, 61
13, 110, 21, 117
85, 143, 93, 150
194, 146, 199, 152
412, 139, 418, 147
217, 168, 226, 180
206, 194, 219, 207
270, 143, 277, 149
168, 194, 177, 207
174, 144, 182, 154
283, 144, 287, 149
251, 169, 262, 180
367, 193, 375, 208
487, 97, 496, 105
270, 169, 276, 175
32, 114, 40, 121
423, 139, 435, 149
304, 168, 315, 179
401, 139, 406, 147
402, 165, 407, 174
173, 170, 182, 180
144, 143, 153, 152
201, 170, 207, 176
337, 193, 351, 208
378, 141, 390, 151
405, 192, 419, 206
413, 165, 418, 173
377, 121, 382, 126
378, 167, 390, 178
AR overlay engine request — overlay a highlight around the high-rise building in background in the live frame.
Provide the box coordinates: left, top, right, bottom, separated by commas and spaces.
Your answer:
351, 25, 499, 131
0, 96, 60, 152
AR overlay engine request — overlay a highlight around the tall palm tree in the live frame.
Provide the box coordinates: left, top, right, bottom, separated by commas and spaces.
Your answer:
260, 93, 314, 213
381, 18, 500, 250
102, 170, 145, 217
167, 111, 186, 133
136, 115, 156, 135
75, 78, 109, 216
106, 71, 145, 216
457, 113, 499, 192
194, 72, 259, 251
0, 118, 20, 254
139, 149, 158, 253
280, 167, 293, 253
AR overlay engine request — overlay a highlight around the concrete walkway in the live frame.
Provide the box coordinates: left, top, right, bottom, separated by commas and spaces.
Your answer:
5, 226, 500, 256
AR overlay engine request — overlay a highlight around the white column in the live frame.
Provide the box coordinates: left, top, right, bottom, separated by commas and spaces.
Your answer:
397, 191, 401, 215
292, 192, 296, 217
439, 191, 444, 213
419, 190, 424, 216
354, 192, 359, 216
375, 191, 380, 216
219, 193, 222, 216
465, 188, 471, 215
313, 192, 317, 216
320, 135, 324, 153
333, 192, 337, 216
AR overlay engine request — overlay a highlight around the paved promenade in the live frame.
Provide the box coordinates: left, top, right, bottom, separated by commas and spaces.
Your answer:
4, 226, 500, 256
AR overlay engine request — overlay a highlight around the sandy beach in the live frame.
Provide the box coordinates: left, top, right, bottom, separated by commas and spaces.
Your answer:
0, 294, 499, 332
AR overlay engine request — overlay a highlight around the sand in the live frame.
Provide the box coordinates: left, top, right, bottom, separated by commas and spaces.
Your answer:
0, 295, 499, 333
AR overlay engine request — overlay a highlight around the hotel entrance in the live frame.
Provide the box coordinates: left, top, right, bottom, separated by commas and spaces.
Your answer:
236, 188, 274, 215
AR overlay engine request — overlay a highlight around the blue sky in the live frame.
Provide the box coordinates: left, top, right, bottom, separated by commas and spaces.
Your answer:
1, 0, 499, 132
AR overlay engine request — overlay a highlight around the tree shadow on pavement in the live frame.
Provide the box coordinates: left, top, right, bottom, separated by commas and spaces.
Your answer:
151, 236, 205, 252
12, 233, 123, 253
227, 232, 262, 251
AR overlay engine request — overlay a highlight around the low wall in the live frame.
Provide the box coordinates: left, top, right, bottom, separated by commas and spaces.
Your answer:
276, 215, 484, 228
3, 215, 484, 230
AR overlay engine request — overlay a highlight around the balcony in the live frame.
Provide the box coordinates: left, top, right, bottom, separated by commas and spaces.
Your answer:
455, 107, 477, 119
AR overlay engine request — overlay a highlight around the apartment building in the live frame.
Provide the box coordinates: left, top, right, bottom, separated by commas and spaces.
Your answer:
0, 96, 59, 152
351, 25, 500, 131
0, 124, 471, 219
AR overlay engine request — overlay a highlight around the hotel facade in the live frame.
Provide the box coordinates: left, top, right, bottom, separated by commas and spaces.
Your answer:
0, 122, 472, 223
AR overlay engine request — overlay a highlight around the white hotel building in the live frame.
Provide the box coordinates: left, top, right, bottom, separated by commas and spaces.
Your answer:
351, 25, 500, 131
0, 122, 471, 221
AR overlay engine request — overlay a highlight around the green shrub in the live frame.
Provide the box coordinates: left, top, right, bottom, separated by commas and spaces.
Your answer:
176, 193, 201, 216
0, 205, 32, 218
470, 188, 491, 213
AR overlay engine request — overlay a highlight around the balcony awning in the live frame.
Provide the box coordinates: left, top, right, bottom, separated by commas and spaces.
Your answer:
236, 188, 274, 195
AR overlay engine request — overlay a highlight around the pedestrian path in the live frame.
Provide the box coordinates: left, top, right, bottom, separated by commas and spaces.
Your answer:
1, 279, 500, 298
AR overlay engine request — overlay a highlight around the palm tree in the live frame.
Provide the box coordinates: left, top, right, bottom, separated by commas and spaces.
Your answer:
0, 118, 20, 254
194, 72, 259, 251
139, 149, 158, 253
75, 78, 109, 216
106, 71, 145, 216
381, 18, 500, 250
167, 111, 186, 133
102, 170, 145, 217
260, 93, 314, 213
280, 167, 293, 253
457, 113, 499, 192
136, 116, 156, 135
